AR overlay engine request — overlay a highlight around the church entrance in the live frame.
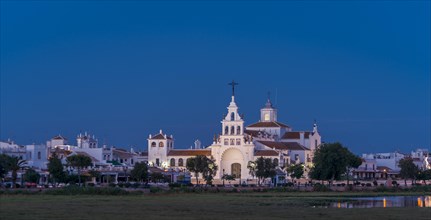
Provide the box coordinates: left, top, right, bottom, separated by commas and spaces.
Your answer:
231, 163, 241, 178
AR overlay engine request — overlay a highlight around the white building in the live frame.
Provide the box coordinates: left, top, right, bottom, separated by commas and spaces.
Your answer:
147, 84, 322, 183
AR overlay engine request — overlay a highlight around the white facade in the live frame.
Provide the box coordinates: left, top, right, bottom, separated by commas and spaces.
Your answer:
147, 89, 322, 182
26, 145, 49, 170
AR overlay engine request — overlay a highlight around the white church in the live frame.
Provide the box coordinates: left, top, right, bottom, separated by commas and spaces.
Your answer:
147, 82, 321, 183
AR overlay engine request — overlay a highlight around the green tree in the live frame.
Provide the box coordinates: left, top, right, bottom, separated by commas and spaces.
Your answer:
48, 154, 66, 185
0, 154, 9, 182
88, 170, 101, 183
130, 162, 148, 183
221, 174, 235, 185
344, 150, 362, 186
202, 158, 218, 185
3, 155, 27, 188
24, 168, 40, 184
66, 154, 92, 186
286, 163, 304, 182
309, 142, 358, 186
417, 169, 431, 185
150, 172, 165, 183
398, 157, 419, 186
253, 157, 276, 186
247, 161, 257, 180
186, 155, 207, 186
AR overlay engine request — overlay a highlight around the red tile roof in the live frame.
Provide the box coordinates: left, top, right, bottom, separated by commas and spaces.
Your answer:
247, 121, 290, 128
150, 133, 173, 140
281, 131, 311, 139
113, 149, 134, 159
255, 150, 279, 156
258, 141, 310, 151
52, 135, 67, 140
167, 149, 211, 156
74, 152, 100, 163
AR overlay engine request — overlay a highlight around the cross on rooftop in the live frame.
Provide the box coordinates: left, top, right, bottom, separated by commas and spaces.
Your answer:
228, 80, 238, 96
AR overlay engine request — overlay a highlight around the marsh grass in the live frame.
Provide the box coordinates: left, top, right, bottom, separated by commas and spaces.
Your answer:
1, 191, 431, 220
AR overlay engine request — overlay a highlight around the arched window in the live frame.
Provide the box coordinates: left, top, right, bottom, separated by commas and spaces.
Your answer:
151, 142, 156, 147
237, 126, 241, 135
231, 126, 235, 134
170, 158, 175, 166
159, 142, 164, 147
178, 158, 184, 167
273, 158, 279, 166
37, 152, 41, 160
230, 112, 235, 121
225, 126, 229, 135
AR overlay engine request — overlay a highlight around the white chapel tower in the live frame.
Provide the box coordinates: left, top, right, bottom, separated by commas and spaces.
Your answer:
209, 81, 255, 181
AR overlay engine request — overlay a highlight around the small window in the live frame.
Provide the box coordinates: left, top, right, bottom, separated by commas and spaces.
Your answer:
131, 159, 134, 164
230, 139, 234, 145
231, 112, 235, 121
159, 142, 164, 147
236, 138, 241, 145
231, 126, 235, 135
29, 152, 32, 159
151, 142, 156, 147
224, 139, 229, 145
237, 126, 241, 134
273, 158, 279, 166
170, 158, 175, 166
156, 158, 160, 166
120, 159, 123, 163
178, 158, 184, 166
37, 152, 41, 160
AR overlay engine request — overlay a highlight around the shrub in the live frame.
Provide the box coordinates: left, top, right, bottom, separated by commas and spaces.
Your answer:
313, 184, 331, 192
373, 180, 378, 186
366, 183, 372, 187
392, 180, 398, 185
149, 187, 163, 193
132, 183, 140, 188
108, 183, 116, 187
87, 183, 95, 187
124, 182, 132, 188
118, 183, 124, 188
168, 183, 182, 188
44, 185, 129, 195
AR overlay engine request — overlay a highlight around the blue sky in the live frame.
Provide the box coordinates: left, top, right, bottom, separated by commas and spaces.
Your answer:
1, 1, 430, 154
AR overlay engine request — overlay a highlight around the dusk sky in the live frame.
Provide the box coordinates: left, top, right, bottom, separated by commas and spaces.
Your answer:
0, 1, 429, 154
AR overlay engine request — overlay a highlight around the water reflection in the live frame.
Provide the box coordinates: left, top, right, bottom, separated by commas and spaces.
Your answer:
326, 196, 431, 208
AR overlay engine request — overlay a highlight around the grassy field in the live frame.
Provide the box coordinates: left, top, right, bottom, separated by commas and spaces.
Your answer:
1, 192, 430, 220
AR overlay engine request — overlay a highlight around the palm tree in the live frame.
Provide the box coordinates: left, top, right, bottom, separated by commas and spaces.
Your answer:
7, 156, 27, 188
66, 154, 92, 186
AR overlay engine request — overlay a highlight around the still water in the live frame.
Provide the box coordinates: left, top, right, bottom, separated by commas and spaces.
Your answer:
323, 196, 431, 208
